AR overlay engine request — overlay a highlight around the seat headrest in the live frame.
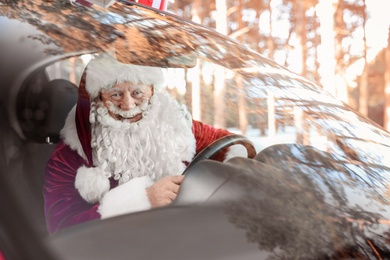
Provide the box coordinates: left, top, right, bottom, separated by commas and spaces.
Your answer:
17, 79, 78, 143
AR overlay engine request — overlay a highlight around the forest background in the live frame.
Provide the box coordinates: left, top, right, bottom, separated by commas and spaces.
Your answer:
164, 0, 390, 132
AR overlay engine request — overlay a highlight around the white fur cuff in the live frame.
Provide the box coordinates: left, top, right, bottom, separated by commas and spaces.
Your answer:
98, 176, 154, 219
224, 144, 248, 162
75, 166, 110, 204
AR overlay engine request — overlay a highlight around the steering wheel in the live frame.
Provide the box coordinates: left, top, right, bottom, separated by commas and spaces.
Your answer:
182, 134, 257, 175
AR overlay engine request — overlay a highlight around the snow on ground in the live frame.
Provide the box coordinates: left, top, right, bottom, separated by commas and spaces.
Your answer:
227, 126, 329, 153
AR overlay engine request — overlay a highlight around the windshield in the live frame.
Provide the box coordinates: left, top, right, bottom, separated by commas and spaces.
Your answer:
2, 0, 390, 258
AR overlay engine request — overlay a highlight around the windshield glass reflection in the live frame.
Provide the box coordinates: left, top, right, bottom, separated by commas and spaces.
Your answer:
219, 146, 390, 258
2, 1, 390, 256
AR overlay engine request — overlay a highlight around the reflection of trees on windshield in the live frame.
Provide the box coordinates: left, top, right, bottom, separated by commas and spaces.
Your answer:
2, 0, 119, 53
238, 78, 390, 167
223, 144, 390, 258
2, 0, 286, 71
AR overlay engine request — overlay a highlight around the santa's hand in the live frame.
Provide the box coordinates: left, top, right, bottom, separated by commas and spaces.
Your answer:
146, 175, 184, 208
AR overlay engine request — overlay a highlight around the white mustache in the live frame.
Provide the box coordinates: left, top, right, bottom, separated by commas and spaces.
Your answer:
107, 99, 149, 119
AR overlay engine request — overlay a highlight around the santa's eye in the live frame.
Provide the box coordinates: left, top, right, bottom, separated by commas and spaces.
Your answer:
110, 92, 122, 99
132, 90, 143, 98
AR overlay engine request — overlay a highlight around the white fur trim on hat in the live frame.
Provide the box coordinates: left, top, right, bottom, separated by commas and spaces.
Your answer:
75, 166, 110, 204
85, 54, 164, 99
98, 176, 153, 219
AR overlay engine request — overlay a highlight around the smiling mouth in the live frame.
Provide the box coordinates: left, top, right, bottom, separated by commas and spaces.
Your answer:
119, 113, 143, 123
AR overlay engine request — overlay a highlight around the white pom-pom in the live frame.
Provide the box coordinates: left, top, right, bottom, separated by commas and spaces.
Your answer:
75, 166, 110, 204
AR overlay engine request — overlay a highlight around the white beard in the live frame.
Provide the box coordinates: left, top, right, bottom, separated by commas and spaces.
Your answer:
89, 92, 196, 185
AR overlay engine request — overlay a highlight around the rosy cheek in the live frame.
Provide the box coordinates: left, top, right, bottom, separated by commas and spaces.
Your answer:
102, 102, 111, 111
105, 100, 117, 108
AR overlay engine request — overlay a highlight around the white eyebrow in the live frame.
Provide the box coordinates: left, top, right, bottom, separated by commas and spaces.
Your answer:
107, 87, 122, 93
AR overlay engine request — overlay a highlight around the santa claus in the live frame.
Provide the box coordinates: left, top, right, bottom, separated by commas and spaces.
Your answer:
44, 54, 241, 234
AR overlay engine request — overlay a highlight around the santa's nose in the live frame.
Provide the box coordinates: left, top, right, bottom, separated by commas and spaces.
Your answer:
120, 91, 137, 111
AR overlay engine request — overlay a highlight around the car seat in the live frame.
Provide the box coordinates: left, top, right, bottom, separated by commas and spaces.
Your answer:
9, 77, 78, 237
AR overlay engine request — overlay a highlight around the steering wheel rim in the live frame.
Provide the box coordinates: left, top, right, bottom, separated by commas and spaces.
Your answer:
182, 134, 257, 175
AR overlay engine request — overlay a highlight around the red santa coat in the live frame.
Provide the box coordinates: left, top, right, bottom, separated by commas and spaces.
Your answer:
43, 70, 232, 234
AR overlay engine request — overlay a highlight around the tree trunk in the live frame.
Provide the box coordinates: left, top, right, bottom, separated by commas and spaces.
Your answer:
359, 68, 368, 116
358, 0, 368, 116
191, 0, 202, 121
214, 0, 227, 128
267, 90, 276, 138
296, 0, 307, 77
237, 75, 247, 134
333, 0, 348, 102
236, 0, 247, 134
384, 27, 390, 131
215, 0, 227, 35
313, 8, 321, 85
316, 0, 337, 97
213, 66, 226, 128
266, 0, 275, 59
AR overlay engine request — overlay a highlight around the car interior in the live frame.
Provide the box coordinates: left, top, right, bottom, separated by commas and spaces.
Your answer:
5, 48, 389, 260
2, 52, 356, 239
6, 53, 256, 238
5, 61, 79, 237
